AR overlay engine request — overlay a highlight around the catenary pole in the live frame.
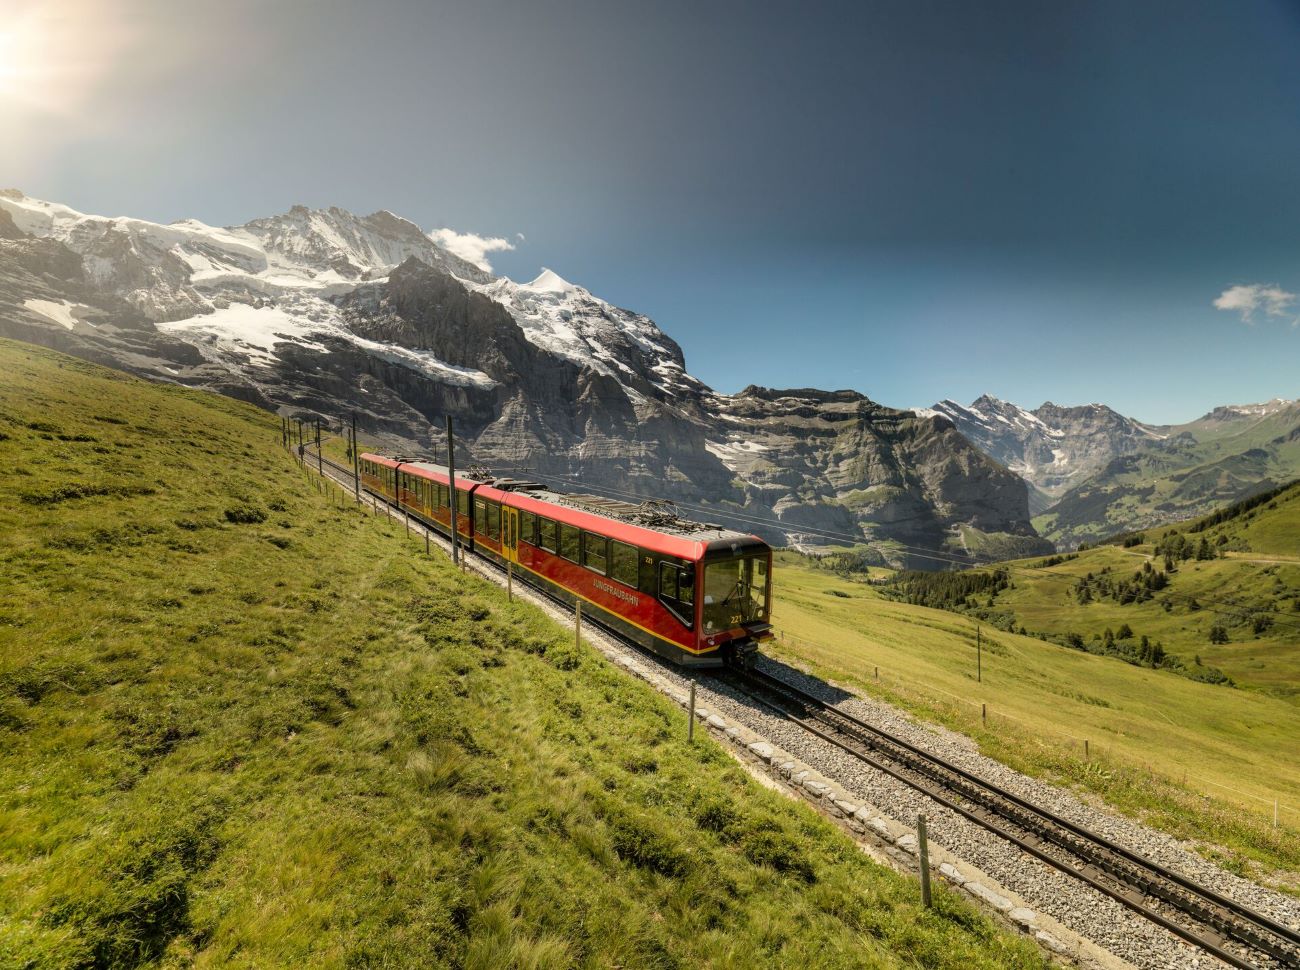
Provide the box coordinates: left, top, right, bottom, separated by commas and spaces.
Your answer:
351, 412, 360, 500
446, 415, 459, 567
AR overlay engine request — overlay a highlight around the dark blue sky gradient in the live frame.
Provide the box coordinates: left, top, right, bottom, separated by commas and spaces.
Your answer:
8, 0, 1300, 421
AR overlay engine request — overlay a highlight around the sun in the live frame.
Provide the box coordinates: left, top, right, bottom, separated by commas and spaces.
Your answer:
0, 9, 53, 107
0, 2, 128, 116
0, 28, 25, 98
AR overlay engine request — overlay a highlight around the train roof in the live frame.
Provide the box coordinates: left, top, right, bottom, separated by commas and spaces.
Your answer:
361, 452, 767, 558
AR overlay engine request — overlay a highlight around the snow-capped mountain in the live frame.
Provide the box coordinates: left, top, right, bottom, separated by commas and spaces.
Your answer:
918, 395, 1165, 510
0, 189, 1048, 564
471, 268, 704, 401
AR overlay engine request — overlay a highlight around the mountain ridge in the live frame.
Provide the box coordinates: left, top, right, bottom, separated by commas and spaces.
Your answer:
920, 392, 1300, 549
0, 189, 1050, 565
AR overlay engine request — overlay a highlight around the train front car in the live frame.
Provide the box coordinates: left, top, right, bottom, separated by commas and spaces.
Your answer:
696, 536, 773, 666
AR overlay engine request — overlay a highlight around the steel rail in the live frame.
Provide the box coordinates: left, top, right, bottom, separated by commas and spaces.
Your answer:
726, 666, 1299, 970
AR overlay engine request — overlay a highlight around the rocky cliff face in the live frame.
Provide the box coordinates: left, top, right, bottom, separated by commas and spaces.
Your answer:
705, 388, 1050, 562
919, 395, 1167, 512
0, 189, 1049, 566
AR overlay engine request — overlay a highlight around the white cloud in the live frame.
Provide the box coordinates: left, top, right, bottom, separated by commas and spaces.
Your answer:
1213, 283, 1297, 325
427, 227, 516, 273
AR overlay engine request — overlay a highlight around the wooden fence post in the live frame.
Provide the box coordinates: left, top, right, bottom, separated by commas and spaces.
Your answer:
917, 814, 932, 907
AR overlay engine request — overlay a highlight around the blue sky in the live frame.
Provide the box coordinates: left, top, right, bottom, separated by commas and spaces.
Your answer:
4, 0, 1300, 422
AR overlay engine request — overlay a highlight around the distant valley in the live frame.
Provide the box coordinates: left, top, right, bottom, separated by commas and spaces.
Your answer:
919, 395, 1300, 550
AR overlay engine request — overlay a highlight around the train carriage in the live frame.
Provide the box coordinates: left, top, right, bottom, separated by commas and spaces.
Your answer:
358, 452, 773, 667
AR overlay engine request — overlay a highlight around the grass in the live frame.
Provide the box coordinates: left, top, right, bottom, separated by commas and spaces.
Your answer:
766, 551, 1300, 893
959, 483, 1300, 699
992, 545, 1300, 699
0, 340, 1047, 968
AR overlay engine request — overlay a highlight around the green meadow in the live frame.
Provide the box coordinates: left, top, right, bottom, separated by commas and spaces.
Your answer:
766, 552, 1300, 891
0, 341, 1045, 968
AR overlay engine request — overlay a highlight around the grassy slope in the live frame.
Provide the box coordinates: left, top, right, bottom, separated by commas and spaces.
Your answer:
766, 553, 1300, 889
0, 341, 1044, 969
1003, 484, 1300, 698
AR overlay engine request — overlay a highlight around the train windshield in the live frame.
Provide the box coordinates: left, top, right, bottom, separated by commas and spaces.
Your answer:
701, 556, 768, 633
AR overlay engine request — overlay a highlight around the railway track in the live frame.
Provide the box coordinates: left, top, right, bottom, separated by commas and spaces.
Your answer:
720, 665, 1300, 970
302, 445, 1300, 969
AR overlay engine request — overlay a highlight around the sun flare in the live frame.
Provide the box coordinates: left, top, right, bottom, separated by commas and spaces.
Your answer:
0, 2, 128, 116
0, 12, 50, 105
0, 28, 27, 98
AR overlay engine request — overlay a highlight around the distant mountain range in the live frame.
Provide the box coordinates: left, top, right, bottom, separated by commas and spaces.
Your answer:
917, 395, 1300, 549
5, 188, 1289, 560
0, 190, 1049, 567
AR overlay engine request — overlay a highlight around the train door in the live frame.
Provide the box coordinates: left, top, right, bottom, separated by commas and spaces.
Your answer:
502, 507, 519, 563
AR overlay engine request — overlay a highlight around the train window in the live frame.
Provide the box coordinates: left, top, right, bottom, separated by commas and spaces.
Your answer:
520, 510, 536, 544
639, 553, 657, 594
679, 569, 695, 605
538, 516, 557, 552
559, 523, 580, 562
658, 561, 695, 627
610, 541, 638, 587
486, 501, 500, 540
659, 561, 678, 600
438, 483, 448, 508
474, 499, 486, 535
582, 532, 608, 574
458, 490, 470, 516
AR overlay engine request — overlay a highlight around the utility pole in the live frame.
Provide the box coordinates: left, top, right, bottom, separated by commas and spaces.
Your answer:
351, 412, 360, 501
977, 626, 982, 683
315, 419, 322, 474
446, 415, 459, 567
296, 419, 303, 457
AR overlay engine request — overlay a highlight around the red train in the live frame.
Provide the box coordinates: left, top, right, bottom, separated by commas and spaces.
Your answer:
359, 453, 773, 667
